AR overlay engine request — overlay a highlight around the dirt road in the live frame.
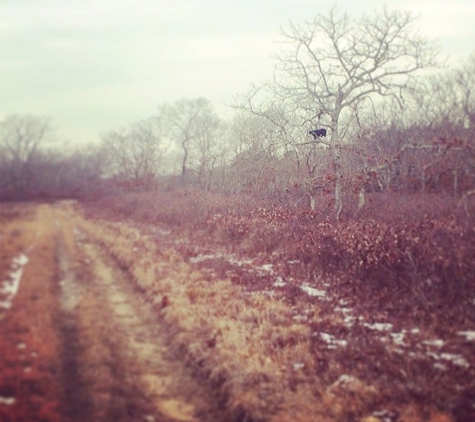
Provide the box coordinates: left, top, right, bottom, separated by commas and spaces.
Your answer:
0, 204, 225, 422
60, 226, 226, 422
1, 202, 472, 422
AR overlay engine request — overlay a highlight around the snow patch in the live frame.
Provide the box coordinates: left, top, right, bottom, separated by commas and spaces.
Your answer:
189, 253, 222, 263
334, 306, 352, 314
373, 409, 397, 422
334, 303, 358, 327
390, 332, 406, 346
439, 353, 470, 368
458, 330, 475, 341
319, 332, 348, 349
428, 351, 470, 368
300, 283, 326, 298
260, 290, 276, 297
343, 315, 357, 327
332, 374, 359, 387
292, 314, 308, 322
423, 339, 445, 348
0, 396, 15, 406
227, 256, 253, 266
258, 263, 274, 274
434, 362, 448, 371
364, 322, 393, 332
0, 253, 29, 309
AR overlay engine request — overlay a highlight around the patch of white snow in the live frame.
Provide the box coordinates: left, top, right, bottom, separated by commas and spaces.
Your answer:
300, 283, 326, 298
390, 332, 406, 346
364, 322, 393, 332
423, 339, 445, 348
0, 253, 29, 309
0, 396, 15, 406
332, 374, 359, 386
258, 264, 274, 273
189, 253, 222, 263
292, 314, 308, 322
440, 353, 470, 368
227, 256, 253, 266
458, 330, 475, 341
319, 332, 348, 349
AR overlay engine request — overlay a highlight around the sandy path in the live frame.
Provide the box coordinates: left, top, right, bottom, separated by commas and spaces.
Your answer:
55, 216, 221, 422
3, 203, 469, 421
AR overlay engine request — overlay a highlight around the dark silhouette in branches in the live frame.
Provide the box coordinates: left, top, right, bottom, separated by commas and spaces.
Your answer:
309, 128, 327, 139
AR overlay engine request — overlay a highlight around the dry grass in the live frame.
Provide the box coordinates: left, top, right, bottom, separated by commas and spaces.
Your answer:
58, 201, 450, 422
0, 204, 63, 422
0, 204, 33, 284
79, 190, 470, 422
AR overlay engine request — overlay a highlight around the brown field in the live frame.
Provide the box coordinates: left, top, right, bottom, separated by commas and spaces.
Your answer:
0, 193, 474, 422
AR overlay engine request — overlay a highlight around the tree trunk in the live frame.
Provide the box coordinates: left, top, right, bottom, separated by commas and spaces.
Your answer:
453, 168, 459, 197
334, 176, 343, 220
181, 145, 188, 176
331, 89, 343, 220
421, 171, 426, 194
310, 195, 316, 210
359, 185, 366, 210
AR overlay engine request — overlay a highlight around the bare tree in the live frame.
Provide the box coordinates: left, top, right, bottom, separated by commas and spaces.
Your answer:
161, 98, 220, 179
0, 114, 55, 197
0, 114, 53, 162
101, 115, 168, 180
20, 145, 105, 199
404, 54, 475, 196
243, 6, 439, 217
225, 111, 298, 196
454, 54, 475, 133
194, 113, 227, 191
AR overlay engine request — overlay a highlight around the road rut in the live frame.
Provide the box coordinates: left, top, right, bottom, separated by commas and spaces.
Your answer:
56, 216, 221, 422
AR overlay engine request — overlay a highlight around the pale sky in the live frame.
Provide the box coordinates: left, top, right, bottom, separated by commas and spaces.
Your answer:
1, 0, 474, 145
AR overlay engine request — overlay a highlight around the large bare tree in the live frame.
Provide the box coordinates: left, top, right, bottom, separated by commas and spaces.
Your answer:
242, 7, 439, 217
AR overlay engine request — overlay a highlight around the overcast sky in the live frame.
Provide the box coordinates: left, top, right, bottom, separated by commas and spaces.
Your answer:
1, 0, 474, 146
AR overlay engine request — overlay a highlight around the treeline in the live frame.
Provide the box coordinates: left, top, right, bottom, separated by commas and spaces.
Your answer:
1, 8, 474, 218
2, 61, 474, 209
0, 115, 104, 201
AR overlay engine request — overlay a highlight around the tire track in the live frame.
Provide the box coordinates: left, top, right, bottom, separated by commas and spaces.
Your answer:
56, 218, 222, 422
57, 233, 93, 422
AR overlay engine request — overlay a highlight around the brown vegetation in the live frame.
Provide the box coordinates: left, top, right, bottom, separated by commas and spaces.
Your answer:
78, 189, 474, 422
0, 183, 473, 422
1, 7, 474, 421
0, 204, 63, 422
